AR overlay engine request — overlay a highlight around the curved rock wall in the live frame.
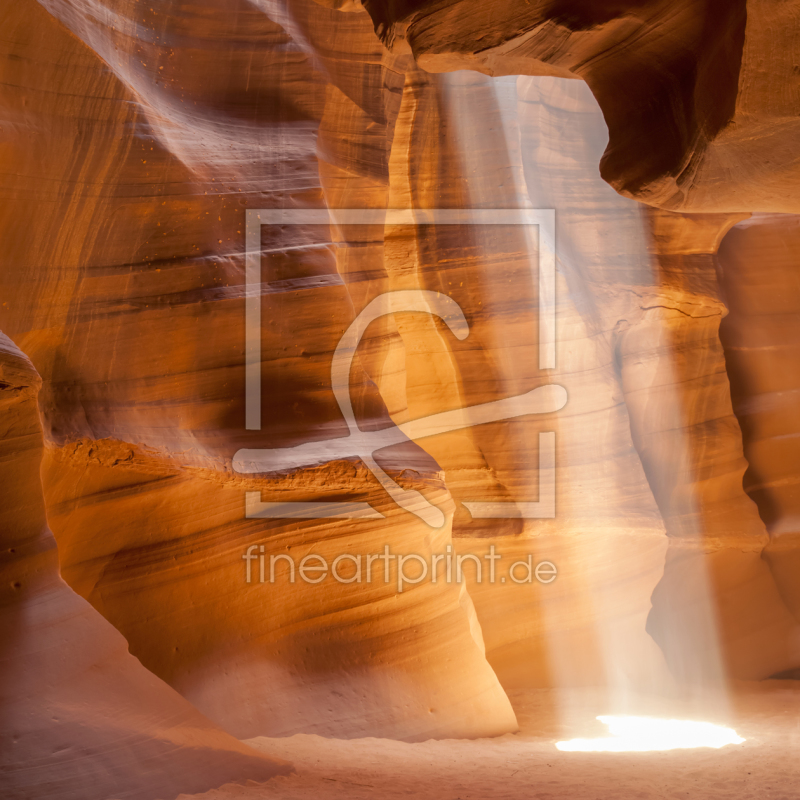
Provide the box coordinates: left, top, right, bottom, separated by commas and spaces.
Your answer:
360, 0, 800, 213
0, 333, 290, 799
2, 0, 517, 742
718, 216, 800, 631
630, 213, 800, 683
3, 0, 800, 785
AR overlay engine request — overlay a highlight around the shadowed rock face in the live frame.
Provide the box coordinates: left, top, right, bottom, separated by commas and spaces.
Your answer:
360, 0, 800, 213
362, 0, 746, 203
718, 216, 800, 630
0, 333, 291, 799
1, 0, 518, 742
3, 0, 800, 787
366, 70, 800, 687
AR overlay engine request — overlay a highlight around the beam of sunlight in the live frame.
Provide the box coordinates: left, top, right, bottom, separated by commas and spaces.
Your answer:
555, 716, 745, 752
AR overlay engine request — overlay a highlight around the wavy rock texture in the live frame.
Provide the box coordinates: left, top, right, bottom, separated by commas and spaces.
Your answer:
633, 210, 800, 682
718, 216, 800, 632
360, 0, 800, 213
0, 333, 290, 799
1, 0, 516, 742
4, 0, 800, 790
361, 71, 673, 697
342, 69, 800, 688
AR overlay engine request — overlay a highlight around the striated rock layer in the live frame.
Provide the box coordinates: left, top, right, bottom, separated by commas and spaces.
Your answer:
637, 210, 800, 683
718, 216, 800, 633
3, 0, 800, 781
0, 333, 291, 799
347, 69, 800, 688
2, 0, 517, 741
360, 0, 800, 213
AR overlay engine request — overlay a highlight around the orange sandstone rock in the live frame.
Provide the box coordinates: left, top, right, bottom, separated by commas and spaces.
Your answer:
0, 332, 291, 799
360, 0, 800, 213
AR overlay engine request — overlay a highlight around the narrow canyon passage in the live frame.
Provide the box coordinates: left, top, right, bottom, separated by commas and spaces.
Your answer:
3, 1, 800, 799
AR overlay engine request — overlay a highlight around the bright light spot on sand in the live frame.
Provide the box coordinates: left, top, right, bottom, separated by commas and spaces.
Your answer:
555, 716, 745, 752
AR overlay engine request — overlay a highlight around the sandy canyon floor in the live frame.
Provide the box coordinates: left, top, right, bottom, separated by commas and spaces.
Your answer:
178, 682, 800, 800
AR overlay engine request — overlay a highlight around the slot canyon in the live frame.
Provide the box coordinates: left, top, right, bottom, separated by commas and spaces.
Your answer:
2, 0, 800, 797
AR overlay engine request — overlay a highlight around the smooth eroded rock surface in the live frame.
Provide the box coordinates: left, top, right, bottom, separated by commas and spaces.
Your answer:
0, 333, 291, 800
4, 0, 800, 790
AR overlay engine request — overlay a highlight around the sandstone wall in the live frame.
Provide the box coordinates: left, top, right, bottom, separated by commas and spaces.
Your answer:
2, 1, 800, 783
718, 216, 800, 634
0, 332, 290, 799
360, 0, 800, 212
1, 0, 517, 741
